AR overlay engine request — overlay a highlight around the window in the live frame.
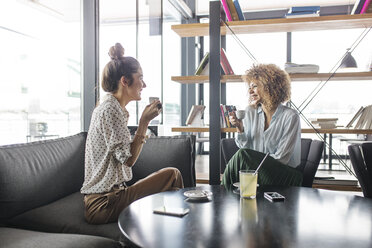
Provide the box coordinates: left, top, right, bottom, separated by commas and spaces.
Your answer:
0, 0, 81, 145
99, 0, 181, 133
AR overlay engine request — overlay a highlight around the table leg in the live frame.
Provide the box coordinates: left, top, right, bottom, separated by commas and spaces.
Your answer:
323, 134, 327, 164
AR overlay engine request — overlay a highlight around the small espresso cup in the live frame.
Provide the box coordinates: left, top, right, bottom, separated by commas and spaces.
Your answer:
236, 110, 246, 120
239, 170, 258, 199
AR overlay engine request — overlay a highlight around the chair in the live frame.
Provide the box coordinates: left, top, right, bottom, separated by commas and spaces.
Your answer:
301, 139, 324, 187
220, 138, 239, 173
348, 142, 372, 198
220, 138, 324, 187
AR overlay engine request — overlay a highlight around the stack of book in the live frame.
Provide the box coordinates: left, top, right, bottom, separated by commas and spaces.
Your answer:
285, 6, 320, 18
221, 0, 245, 21
351, 0, 372, 14
310, 118, 339, 129
284, 62, 319, 74
220, 104, 236, 128
195, 48, 234, 76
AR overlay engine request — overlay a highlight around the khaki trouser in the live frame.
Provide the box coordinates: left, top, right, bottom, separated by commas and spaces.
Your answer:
84, 167, 184, 224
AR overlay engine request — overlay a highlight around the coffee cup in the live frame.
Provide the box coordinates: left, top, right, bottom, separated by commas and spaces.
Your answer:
236, 110, 246, 120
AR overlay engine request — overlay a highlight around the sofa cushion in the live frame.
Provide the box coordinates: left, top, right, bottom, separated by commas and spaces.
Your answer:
129, 135, 196, 187
0, 227, 122, 248
6, 192, 123, 242
0, 132, 87, 221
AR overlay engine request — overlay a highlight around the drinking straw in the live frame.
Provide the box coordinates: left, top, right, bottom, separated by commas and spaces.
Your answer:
254, 152, 270, 175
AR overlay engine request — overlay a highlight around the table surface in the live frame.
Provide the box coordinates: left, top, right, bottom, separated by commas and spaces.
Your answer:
118, 185, 372, 248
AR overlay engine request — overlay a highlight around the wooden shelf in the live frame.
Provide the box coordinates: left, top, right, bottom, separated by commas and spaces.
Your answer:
171, 72, 372, 84
301, 128, 372, 134
172, 126, 372, 134
172, 14, 372, 37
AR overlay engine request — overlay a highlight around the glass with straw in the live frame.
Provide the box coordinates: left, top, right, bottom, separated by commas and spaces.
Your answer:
239, 152, 269, 199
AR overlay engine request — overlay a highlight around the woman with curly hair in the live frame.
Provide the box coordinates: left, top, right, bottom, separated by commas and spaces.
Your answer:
81, 43, 183, 224
221, 63, 302, 187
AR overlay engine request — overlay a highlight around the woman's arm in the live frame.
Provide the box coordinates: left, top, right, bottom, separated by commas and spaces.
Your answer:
126, 101, 161, 167
230, 109, 249, 148
125, 120, 148, 167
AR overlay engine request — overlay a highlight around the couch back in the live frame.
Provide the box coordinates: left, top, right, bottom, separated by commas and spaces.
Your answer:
0, 132, 87, 220
129, 135, 196, 188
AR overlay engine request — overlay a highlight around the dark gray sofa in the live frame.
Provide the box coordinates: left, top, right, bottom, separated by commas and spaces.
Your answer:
0, 132, 196, 248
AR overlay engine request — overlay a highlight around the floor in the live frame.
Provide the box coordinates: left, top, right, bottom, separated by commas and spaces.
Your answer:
195, 154, 363, 197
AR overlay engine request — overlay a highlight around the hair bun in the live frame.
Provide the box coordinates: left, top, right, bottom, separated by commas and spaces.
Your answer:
108, 43, 125, 60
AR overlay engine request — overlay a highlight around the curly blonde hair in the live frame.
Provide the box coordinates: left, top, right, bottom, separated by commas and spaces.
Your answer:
242, 64, 291, 110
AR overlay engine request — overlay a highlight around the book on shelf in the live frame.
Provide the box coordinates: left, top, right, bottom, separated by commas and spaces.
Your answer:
195, 52, 209, 75
346, 106, 364, 128
233, 0, 245, 20
284, 62, 319, 73
361, 0, 372, 13
186, 105, 206, 126
367, 1, 372, 13
310, 118, 338, 123
285, 6, 320, 18
220, 48, 234, 75
220, 104, 236, 128
226, 0, 240, 21
352, 0, 366, 14
310, 118, 338, 129
285, 12, 320, 18
220, 0, 233, 21
288, 6, 320, 13
354, 105, 372, 129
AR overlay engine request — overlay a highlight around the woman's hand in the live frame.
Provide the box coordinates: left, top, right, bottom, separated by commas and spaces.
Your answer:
229, 112, 244, 133
140, 100, 162, 124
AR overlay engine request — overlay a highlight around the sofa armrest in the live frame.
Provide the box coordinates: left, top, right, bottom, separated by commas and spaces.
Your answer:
128, 135, 196, 187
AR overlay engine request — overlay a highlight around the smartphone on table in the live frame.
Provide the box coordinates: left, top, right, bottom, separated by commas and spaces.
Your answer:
153, 206, 190, 217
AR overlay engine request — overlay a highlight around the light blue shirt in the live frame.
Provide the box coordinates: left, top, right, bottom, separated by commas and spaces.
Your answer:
236, 104, 301, 168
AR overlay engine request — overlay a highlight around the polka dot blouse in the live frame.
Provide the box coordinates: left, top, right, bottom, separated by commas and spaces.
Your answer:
81, 94, 133, 194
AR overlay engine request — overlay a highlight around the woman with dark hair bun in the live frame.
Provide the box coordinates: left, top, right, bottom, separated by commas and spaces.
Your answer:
81, 43, 183, 224
222, 64, 303, 187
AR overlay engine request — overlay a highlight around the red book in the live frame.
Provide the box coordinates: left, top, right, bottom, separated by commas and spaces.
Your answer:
220, 48, 229, 75
220, 48, 234, 75
221, 0, 232, 21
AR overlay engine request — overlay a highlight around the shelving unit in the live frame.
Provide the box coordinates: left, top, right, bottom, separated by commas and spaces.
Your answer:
172, 13, 372, 37
171, 71, 372, 84
171, 3, 372, 185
